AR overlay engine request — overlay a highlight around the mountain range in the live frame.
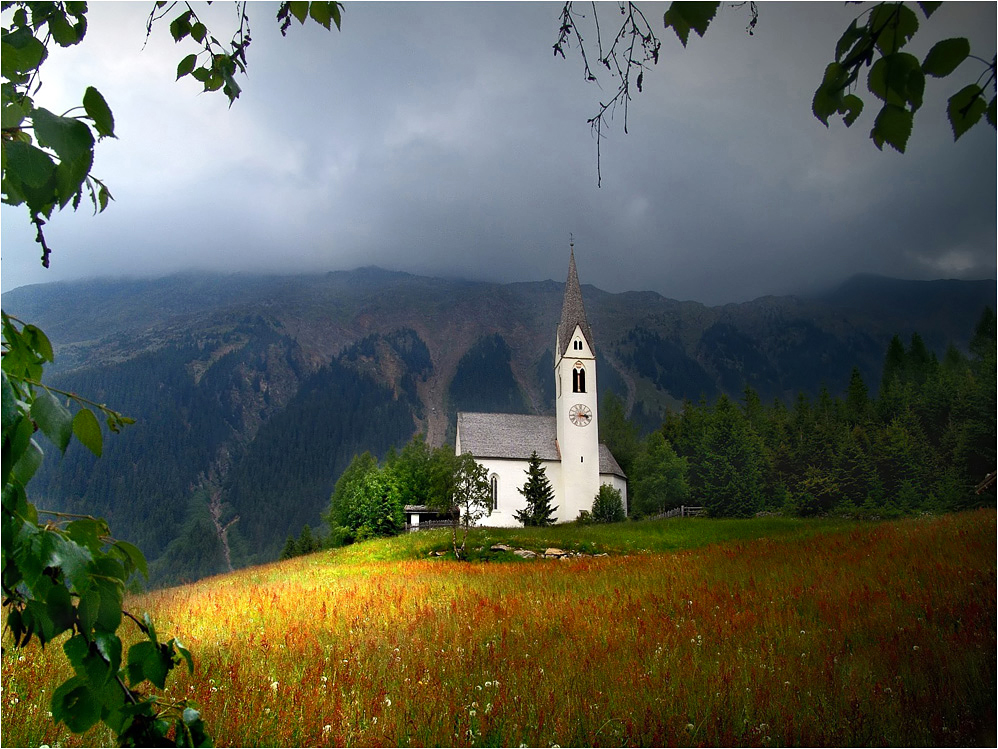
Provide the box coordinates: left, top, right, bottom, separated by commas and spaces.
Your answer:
3, 269, 993, 583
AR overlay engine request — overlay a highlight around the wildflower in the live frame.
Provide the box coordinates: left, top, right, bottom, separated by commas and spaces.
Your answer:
469, 710, 477, 718
384, 697, 392, 707
372, 717, 378, 725
686, 724, 695, 733
271, 680, 279, 692
321, 675, 328, 683
323, 725, 332, 734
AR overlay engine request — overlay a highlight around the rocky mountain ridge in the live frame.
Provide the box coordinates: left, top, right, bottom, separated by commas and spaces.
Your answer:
4, 268, 993, 583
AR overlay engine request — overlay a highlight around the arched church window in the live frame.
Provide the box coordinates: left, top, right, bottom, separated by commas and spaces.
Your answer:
573, 363, 586, 393
490, 474, 498, 511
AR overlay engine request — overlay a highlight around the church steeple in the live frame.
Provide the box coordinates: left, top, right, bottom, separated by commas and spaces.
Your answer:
554, 242, 600, 522
557, 243, 594, 358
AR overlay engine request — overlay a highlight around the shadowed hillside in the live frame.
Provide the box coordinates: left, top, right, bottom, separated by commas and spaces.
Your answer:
4, 269, 994, 582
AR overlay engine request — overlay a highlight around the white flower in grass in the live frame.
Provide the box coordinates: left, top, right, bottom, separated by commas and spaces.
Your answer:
323, 725, 332, 734
270, 680, 279, 692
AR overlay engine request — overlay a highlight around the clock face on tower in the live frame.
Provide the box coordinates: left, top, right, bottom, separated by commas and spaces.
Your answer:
569, 403, 592, 427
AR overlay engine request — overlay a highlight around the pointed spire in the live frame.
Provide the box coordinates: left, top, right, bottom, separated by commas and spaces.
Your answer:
558, 242, 594, 357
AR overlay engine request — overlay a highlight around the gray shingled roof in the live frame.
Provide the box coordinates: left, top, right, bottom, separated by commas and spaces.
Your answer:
557, 248, 594, 357
598, 444, 626, 478
457, 412, 560, 460
456, 411, 626, 477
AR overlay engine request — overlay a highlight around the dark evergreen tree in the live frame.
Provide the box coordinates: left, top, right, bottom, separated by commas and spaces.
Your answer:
280, 534, 297, 560
599, 391, 641, 478
698, 396, 765, 518
515, 451, 557, 526
296, 524, 318, 555
844, 367, 870, 425
630, 431, 689, 516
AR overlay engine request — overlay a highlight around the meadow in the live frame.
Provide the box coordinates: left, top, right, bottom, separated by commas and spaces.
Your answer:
2, 510, 995, 747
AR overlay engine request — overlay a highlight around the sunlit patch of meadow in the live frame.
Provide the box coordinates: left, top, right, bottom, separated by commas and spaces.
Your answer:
3, 510, 994, 747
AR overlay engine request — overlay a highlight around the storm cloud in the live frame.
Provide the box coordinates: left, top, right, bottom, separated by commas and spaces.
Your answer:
1, 2, 994, 304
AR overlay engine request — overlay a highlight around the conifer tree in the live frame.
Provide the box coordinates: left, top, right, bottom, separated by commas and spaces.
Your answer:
844, 367, 870, 425
515, 451, 558, 526
599, 391, 641, 477
699, 396, 765, 518
296, 524, 318, 555
631, 431, 689, 516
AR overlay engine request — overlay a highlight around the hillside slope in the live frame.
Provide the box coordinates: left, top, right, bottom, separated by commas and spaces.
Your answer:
4, 269, 993, 582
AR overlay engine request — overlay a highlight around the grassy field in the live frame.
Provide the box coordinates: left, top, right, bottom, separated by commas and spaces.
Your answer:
2, 511, 995, 747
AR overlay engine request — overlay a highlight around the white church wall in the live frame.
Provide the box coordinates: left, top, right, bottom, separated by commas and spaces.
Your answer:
474, 457, 563, 528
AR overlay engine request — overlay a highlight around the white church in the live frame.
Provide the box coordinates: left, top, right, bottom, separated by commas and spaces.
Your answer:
454, 248, 627, 525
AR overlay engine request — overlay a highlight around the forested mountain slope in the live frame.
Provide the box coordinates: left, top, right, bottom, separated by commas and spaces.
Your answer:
4, 269, 993, 583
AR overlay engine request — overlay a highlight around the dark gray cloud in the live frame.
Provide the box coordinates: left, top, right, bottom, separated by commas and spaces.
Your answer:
2, 2, 994, 304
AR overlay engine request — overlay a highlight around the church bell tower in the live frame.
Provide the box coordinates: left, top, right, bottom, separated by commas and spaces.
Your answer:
554, 242, 600, 521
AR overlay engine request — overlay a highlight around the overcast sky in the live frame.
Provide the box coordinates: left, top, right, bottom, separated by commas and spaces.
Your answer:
1, 2, 995, 304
